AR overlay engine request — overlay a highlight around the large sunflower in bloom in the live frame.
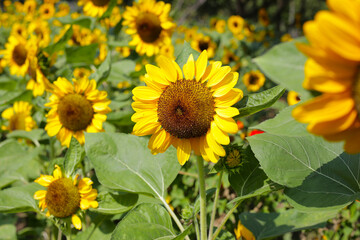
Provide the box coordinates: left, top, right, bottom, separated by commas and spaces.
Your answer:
0, 35, 36, 77
34, 165, 98, 230
292, 0, 360, 153
122, 0, 176, 57
131, 50, 243, 165
45, 77, 111, 147
1, 101, 36, 132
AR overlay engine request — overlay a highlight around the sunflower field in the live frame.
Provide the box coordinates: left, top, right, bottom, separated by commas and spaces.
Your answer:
1, 0, 360, 239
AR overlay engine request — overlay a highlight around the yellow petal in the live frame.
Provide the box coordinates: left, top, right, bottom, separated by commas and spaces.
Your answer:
215, 107, 239, 118
146, 64, 170, 85
176, 138, 191, 165
35, 175, 55, 187
183, 54, 195, 80
214, 115, 238, 134
34, 190, 47, 200
80, 198, 90, 210
215, 88, 243, 108
210, 121, 230, 145
132, 86, 161, 101
207, 66, 231, 87
212, 72, 239, 97
195, 50, 208, 81
53, 165, 62, 179
206, 131, 226, 156
72, 214, 82, 230
156, 56, 178, 82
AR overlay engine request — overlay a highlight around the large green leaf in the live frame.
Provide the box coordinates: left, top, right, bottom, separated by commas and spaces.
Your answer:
240, 209, 336, 240
228, 147, 281, 204
0, 183, 41, 213
90, 50, 111, 84
84, 132, 180, 198
65, 43, 98, 64
248, 126, 360, 211
91, 191, 138, 215
74, 215, 115, 240
175, 42, 200, 69
111, 203, 175, 240
234, 85, 285, 118
7, 129, 47, 147
0, 90, 32, 105
44, 26, 73, 56
54, 16, 94, 29
107, 60, 135, 83
254, 38, 311, 100
99, 0, 117, 20
0, 214, 16, 240
64, 137, 84, 177
251, 105, 311, 137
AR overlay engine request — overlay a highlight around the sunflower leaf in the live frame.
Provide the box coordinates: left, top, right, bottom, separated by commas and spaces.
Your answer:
239, 209, 337, 240
64, 137, 84, 177
235, 85, 285, 117
91, 191, 138, 215
254, 37, 312, 100
99, 0, 118, 20
84, 132, 180, 198
91, 49, 111, 85
65, 43, 98, 64
111, 203, 176, 240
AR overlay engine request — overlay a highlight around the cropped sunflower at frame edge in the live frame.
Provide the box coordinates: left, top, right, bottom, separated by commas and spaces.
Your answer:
122, 0, 176, 57
292, 0, 360, 153
34, 165, 98, 230
45, 77, 111, 147
131, 50, 243, 165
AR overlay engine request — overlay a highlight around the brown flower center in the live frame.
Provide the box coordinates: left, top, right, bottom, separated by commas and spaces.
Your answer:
45, 178, 80, 218
9, 113, 26, 131
249, 74, 259, 85
57, 93, 94, 132
91, 0, 110, 7
136, 12, 162, 43
198, 40, 209, 52
157, 79, 215, 139
12, 44, 27, 66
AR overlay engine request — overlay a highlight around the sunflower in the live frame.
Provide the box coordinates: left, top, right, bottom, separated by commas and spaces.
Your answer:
34, 165, 98, 230
23, 0, 37, 16
228, 15, 245, 35
55, 2, 71, 17
1, 101, 36, 132
122, 0, 176, 56
45, 77, 111, 147
222, 49, 241, 72
281, 33, 293, 42
78, 0, 120, 18
191, 33, 217, 59
26, 58, 52, 97
234, 221, 255, 240
287, 91, 300, 106
0, 35, 37, 77
10, 23, 28, 40
215, 19, 226, 33
28, 20, 51, 48
292, 0, 360, 153
258, 8, 269, 27
242, 70, 265, 92
100, 6, 121, 28
131, 50, 243, 165
39, 3, 55, 20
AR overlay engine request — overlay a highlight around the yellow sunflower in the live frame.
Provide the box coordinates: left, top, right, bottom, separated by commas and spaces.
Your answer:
258, 8, 269, 27
292, 0, 360, 153
39, 3, 55, 20
1, 101, 36, 132
228, 15, 245, 35
281, 33, 293, 42
34, 165, 98, 230
23, 0, 37, 16
55, 2, 71, 17
191, 33, 217, 58
222, 49, 241, 72
287, 91, 300, 106
26, 58, 52, 97
234, 221, 255, 240
45, 77, 111, 147
28, 20, 51, 48
78, 0, 120, 18
0, 35, 37, 77
242, 70, 265, 92
131, 50, 243, 165
122, 0, 176, 56
10, 23, 28, 40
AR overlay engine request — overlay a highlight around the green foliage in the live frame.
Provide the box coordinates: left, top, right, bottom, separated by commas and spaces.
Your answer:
44, 26, 73, 56
111, 203, 176, 240
175, 42, 201, 69
91, 51, 112, 84
92, 191, 138, 215
65, 43, 99, 64
254, 38, 312, 100
64, 137, 84, 177
240, 209, 337, 239
84, 132, 180, 198
235, 85, 285, 117
107, 60, 135, 83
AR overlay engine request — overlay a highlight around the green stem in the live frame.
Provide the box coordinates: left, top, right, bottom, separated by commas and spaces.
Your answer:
160, 197, 190, 240
208, 171, 223, 239
196, 156, 207, 240
211, 200, 242, 240
194, 213, 200, 240
57, 229, 62, 240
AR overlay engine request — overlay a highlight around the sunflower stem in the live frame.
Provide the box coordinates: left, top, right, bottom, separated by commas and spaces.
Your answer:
57, 228, 62, 240
196, 155, 207, 240
211, 200, 242, 240
208, 171, 223, 239
160, 197, 190, 240
194, 213, 200, 240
